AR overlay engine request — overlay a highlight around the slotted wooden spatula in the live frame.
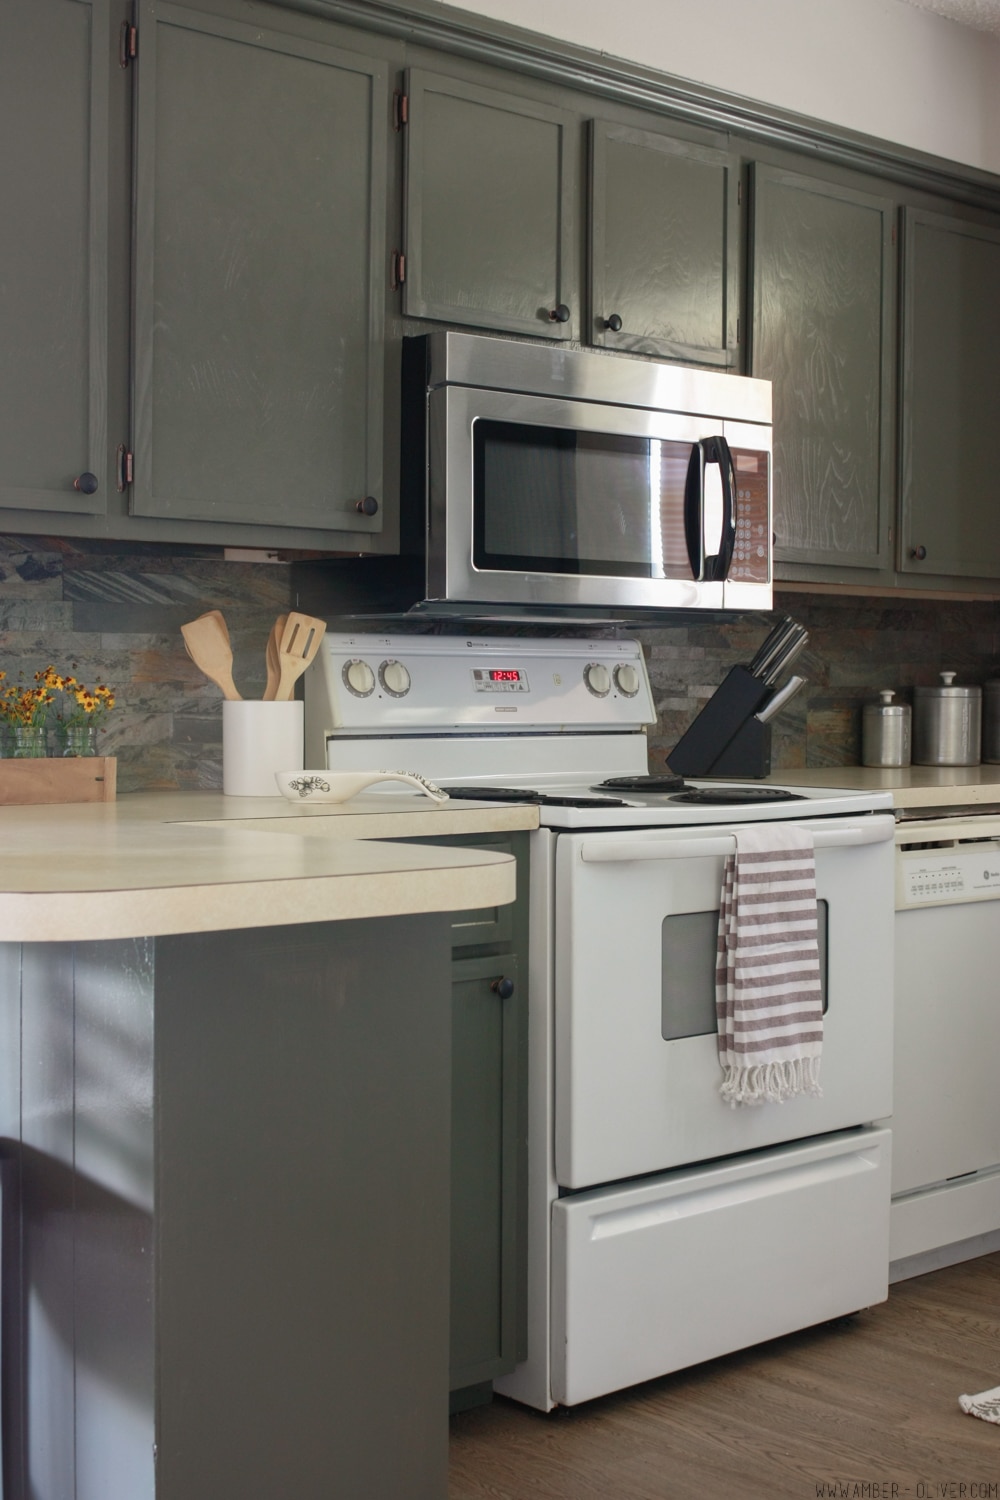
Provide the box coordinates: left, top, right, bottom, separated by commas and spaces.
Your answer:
263, 614, 288, 701
274, 612, 326, 701
181, 612, 242, 701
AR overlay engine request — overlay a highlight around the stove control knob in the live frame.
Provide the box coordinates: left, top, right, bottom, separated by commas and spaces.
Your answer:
584, 662, 611, 697
614, 664, 640, 698
343, 659, 375, 697
378, 659, 411, 697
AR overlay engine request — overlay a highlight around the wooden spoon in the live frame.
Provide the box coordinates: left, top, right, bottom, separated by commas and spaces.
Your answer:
274, 612, 326, 701
263, 614, 288, 702
180, 613, 242, 700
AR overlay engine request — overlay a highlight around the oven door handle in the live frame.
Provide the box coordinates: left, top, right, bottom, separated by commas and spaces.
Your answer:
578, 821, 894, 863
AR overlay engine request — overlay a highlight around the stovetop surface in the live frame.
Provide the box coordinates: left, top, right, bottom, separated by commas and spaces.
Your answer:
427, 774, 892, 827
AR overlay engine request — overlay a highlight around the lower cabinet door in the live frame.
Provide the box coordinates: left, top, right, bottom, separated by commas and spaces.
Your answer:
551, 1126, 891, 1407
450, 952, 524, 1392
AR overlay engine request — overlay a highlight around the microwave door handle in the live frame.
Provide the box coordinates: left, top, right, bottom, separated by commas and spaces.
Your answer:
704, 436, 736, 582
683, 442, 707, 580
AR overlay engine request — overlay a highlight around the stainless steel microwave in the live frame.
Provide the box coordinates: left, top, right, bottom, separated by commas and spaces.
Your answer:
399, 331, 772, 620
295, 331, 773, 624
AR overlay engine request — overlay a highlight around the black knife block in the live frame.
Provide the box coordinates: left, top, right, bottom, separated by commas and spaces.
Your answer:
666, 665, 773, 778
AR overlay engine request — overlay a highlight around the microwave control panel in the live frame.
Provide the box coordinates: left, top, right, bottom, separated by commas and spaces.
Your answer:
728, 448, 769, 584
896, 839, 1000, 909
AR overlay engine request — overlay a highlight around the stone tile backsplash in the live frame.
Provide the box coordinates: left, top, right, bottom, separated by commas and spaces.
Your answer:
1, 533, 998, 790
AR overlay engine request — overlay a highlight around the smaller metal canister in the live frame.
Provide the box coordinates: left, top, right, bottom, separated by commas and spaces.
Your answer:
912, 672, 982, 766
862, 690, 911, 767
983, 681, 1000, 764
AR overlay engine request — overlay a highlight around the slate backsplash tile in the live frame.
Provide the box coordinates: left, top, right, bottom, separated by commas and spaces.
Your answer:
2, 532, 1000, 788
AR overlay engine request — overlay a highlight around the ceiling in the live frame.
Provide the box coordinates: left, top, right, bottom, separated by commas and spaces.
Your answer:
897, 0, 1000, 34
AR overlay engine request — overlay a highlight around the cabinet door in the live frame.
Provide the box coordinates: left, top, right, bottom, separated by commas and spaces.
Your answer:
899, 208, 1000, 580
589, 121, 738, 367
131, 2, 388, 533
450, 952, 523, 1391
0, 0, 109, 516
750, 164, 895, 572
403, 69, 579, 340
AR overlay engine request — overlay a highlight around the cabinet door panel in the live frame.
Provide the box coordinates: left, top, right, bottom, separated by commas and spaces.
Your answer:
132, 3, 387, 532
0, 0, 108, 515
750, 164, 894, 571
590, 121, 737, 366
450, 953, 522, 1389
404, 69, 578, 340
900, 209, 1000, 580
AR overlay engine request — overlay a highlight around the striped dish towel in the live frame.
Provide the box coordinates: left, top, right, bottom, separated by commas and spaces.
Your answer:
716, 823, 823, 1107
959, 1385, 1000, 1423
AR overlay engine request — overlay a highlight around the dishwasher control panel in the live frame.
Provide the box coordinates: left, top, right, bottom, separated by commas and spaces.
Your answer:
896, 838, 1000, 909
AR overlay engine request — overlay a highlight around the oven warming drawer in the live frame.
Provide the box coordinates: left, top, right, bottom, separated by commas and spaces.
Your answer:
550, 1126, 891, 1407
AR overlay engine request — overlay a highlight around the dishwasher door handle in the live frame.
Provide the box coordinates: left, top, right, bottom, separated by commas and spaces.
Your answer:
579, 820, 894, 864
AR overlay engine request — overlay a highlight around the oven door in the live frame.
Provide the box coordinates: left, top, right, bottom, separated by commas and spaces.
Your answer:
427, 384, 771, 613
553, 815, 894, 1189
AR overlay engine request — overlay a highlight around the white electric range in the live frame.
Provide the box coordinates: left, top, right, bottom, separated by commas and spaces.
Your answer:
305, 633, 896, 1410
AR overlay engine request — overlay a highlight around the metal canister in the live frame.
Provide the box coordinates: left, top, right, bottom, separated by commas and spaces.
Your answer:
983, 681, 1000, 764
862, 690, 911, 767
912, 672, 982, 766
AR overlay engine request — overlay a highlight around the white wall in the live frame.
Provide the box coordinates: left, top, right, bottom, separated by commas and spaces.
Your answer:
443, 0, 1000, 175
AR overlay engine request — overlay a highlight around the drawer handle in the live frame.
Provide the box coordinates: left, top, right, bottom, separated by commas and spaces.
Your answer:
491, 976, 515, 1000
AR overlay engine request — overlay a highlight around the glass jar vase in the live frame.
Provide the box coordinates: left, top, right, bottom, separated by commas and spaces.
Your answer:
58, 723, 98, 757
11, 725, 48, 758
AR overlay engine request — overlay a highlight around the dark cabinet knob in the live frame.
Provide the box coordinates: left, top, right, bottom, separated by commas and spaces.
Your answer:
548, 303, 571, 323
604, 313, 623, 332
73, 472, 99, 495
491, 976, 515, 1000
356, 496, 379, 516
910, 545, 927, 561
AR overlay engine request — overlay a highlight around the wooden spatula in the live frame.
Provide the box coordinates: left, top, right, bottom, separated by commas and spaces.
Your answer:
274, 612, 326, 701
181, 612, 242, 701
263, 614, 288, 702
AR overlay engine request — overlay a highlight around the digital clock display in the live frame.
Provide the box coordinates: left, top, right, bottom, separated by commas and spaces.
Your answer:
490, 670, 521, 682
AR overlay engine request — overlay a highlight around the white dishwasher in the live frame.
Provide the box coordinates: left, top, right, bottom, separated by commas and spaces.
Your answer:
890, 813, 1000, 1278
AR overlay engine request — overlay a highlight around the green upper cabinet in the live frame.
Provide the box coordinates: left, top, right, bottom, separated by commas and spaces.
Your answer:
0, 0, 111, 517
899, 208, 1000, 581
749, 163, 895, 576
402, 69, 580, 340
589, 121, 739, 367
131, 1, 389, 535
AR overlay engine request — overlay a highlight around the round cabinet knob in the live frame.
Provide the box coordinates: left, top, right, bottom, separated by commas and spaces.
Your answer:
356, 496, 379, 516
584, 662, 611, 697
603, 313, 623, 332
343, 659, 375, 697
614, 663, 640, 697
73, 472, 99, 494
378, 659, 411, 697
548, 303, 571, 323
491, 977, 515, 1000
910, 545, 927, 561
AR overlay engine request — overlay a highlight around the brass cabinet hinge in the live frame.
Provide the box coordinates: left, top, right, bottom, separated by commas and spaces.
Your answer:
119, 21, 137, 68
116, 444, 134, 492
390, 250, 406, 290
393, 91, 408, 131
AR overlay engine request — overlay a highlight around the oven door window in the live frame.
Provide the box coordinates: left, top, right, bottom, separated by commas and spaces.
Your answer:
472, 420, 712, 580
661, 902, 829, 1041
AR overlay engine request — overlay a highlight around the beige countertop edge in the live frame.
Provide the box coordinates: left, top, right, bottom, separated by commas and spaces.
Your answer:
0, 848, 516, 944
767, 766, 1000, 810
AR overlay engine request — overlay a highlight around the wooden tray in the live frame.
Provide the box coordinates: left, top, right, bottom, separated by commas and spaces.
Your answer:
0, 756, 117, 806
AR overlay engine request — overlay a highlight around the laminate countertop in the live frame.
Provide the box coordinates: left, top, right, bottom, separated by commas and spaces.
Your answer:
767, 764, 1000, 812
0, 790, 538, 943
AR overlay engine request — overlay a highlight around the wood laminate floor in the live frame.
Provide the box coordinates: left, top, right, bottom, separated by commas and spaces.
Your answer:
450, 1253, 1000, 1499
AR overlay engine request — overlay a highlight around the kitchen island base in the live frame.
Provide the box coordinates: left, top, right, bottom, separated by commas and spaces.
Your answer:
0, 914, 452, 1500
